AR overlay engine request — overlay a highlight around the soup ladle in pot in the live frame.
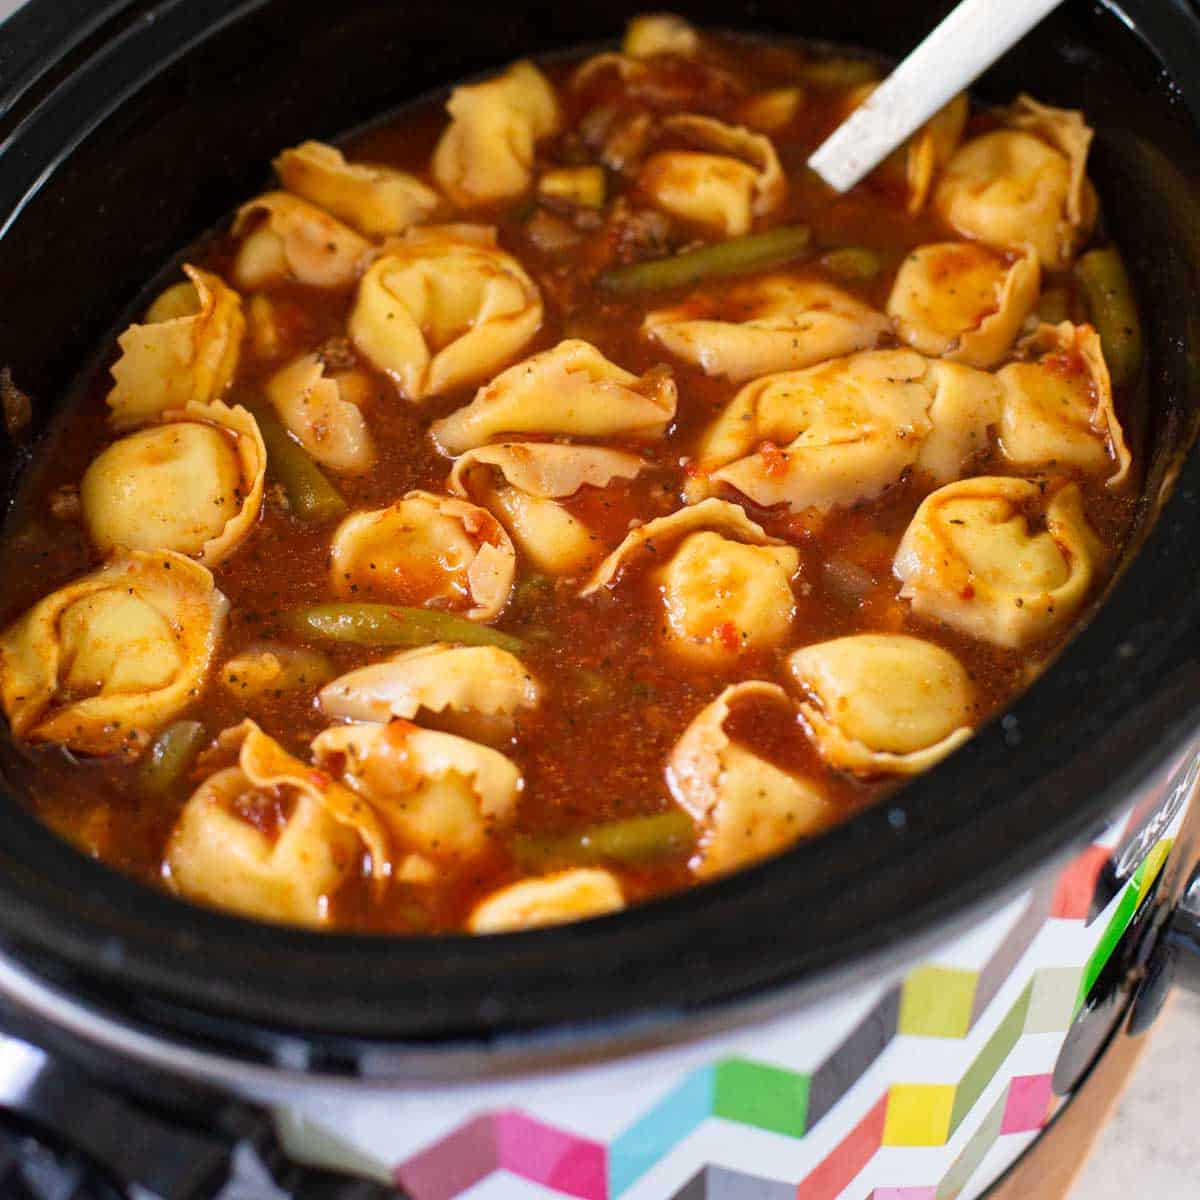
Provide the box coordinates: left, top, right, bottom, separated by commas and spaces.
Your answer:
808, 0, 1067, 191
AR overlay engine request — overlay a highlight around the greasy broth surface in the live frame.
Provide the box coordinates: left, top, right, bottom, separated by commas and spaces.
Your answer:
0, 35, 1138, 933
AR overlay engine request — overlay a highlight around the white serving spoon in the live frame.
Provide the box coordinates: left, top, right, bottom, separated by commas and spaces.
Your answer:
807, 0, 1067, 192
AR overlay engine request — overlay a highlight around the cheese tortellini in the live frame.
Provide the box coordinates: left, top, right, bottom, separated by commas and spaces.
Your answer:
430, 339, 677, 454
448, 443, 646, 575
349, 225, 543, 402
934, 96, 1097, 270
666, 682, 834, 877
787, 635, 974, 776
888, 243, 1040, 368
996, 321, 1132, 487
0, 551, 227, 756
274, 140, 440, 236
320, 643, 540, 737
265, 353, 377, 475
432, 60, 562, 207
311, 719, 522, 864
468, 868, 625, 933
107, 266, 244, 428
81, 400, 266, 563
232, 192, 372, 290
643, 275, 891, 382
583, 498, 799, 665
894, 476, 1105, 647
639, 115, 785, 236
690, 349, 1000, 511
659, 532, 799, 664
165, 720, 387, 925
329, 491, 515, 621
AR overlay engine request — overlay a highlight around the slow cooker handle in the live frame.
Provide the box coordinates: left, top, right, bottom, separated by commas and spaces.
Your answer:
1129, 862, 1200, 1033
0, 1033, 399, 1199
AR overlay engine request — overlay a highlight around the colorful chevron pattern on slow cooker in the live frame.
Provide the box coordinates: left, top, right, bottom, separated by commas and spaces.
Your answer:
386, 823, 1174, 1200
394, 968, 1071, 1200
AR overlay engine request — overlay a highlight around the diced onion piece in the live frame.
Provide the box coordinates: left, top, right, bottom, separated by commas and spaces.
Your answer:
538, 166, 606, 209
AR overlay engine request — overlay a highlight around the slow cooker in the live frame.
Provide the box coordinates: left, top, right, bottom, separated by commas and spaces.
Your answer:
0, 1, 1199, 1196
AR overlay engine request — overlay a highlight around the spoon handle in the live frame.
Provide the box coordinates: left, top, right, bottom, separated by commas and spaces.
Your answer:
807, 0, 1066, 193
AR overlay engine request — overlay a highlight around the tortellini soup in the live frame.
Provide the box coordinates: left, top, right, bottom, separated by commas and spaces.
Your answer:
0, 16, 1141, 935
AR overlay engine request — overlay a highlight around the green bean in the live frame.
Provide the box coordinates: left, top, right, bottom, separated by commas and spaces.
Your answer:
598, 224, 812, 292
285, 603, 526, 653
798, 58, 880, 88
240, 397, 348, 522
514, 809, 695, 868
138, 720, 206, 795
820, 247, 882, 280
1074, 247, 1143, 389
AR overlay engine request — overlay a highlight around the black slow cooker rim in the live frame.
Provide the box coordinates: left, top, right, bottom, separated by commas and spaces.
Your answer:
0, 0, 1197, 1055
